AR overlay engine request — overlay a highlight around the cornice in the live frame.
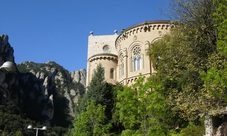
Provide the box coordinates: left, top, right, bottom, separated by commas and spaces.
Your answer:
88, 53, 118, 62
115, 20, 171, 47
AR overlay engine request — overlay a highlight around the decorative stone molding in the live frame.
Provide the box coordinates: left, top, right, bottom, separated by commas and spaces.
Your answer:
116, 20, 170, 48
88, 53, 118, 62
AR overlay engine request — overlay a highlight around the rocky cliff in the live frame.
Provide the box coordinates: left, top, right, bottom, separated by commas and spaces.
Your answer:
0, 34, 86, 127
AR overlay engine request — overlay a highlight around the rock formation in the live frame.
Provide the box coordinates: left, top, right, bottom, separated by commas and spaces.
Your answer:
0, 34, 86, 127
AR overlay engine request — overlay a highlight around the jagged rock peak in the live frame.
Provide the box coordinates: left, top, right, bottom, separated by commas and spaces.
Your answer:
0, 34, 86, 132
0, 34, 15, 64
71, 68, 86, 86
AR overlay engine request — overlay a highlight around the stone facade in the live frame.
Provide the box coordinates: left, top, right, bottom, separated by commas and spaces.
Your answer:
86, 20, 171, 86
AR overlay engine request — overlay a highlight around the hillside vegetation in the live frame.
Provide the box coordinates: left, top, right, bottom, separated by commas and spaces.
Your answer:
0, 61, 86, 136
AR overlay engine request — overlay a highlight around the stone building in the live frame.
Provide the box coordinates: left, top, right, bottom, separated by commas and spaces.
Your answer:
86, 20, 171, 86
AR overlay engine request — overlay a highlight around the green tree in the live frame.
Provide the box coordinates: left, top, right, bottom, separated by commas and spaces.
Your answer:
74, 64, 118, 135
200, 0, 227, 115
117, 76, 169, 136
0, 101, 34, 136
77, 64, 113, 112
147, 0, 220, 120
73, 101, 111, 136
213, 0, 227, 55
86, 64, 113, 106
76, 64, 115, 122
109, 83, 125, 135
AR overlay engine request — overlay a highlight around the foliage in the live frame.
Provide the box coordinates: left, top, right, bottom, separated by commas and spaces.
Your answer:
168, 121, 204, 136
178, 122, 204, 136
144, 0, 227, 135
45, 126, 70, 136
0, 100, 34, 136
199, 0, 227, 118
73, 101, 111, 136
74, 64, 120, 135
146, 0, 220, 120
148, 30, 202, 119
109, 83, 125, 134
51, 92, 73, 128
76, 64, 114, 116
86, 64, 113, 105
213, 0, 227, 55
76, 64, 104, 113
117, 76, 170, 136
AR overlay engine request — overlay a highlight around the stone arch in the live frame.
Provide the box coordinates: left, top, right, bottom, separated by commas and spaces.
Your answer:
128, 41, 144, 52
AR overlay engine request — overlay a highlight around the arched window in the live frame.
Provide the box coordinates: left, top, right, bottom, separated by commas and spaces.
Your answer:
110, 68, 114, 79
132, 46, 142, 71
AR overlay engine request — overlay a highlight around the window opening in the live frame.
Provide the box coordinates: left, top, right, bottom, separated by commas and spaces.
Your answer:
110, 68, 114, 79
132, 46, 142, 71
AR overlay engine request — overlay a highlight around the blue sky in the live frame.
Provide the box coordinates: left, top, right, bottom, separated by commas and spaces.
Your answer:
0, 0, 170, 72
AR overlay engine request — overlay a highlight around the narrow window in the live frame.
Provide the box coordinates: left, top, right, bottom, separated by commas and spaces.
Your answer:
138, 56, 142, 70
134, 58, 137, 71
110, 68, 114, 79
102, 70, 105, 78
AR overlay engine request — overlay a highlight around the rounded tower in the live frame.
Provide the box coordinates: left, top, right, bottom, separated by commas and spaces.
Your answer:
115, 20, 171, 85
86, 31, 118, 85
